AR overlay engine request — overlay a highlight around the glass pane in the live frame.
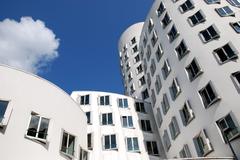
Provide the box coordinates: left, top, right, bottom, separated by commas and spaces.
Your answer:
100, 97, 104, 105
128, 116, 133, 127
0, 100, 9, 121
86, 112, 90, 124
127, 138, 133, 151
105, 135, 110, 149
146, 141, 153, 154
124, 99, 128, 108
68, 135, 75, 155
61, 132, 68, 153
105, 96, 110, 105
83, 150, 88, 160
122, 116, 127, 127
111, 135, 116, 149
108, 113, 113, 124
85, 95, 89, 105
38, 117, 49, 139
80, 96, 85, 105
102, 114, 107, 125
118, 99, 123, 108
27, 115, 40, 137
133, 138, 139, 151
152, 142, 159, 155
146, 120, 151, 131
223, 44, 235, 58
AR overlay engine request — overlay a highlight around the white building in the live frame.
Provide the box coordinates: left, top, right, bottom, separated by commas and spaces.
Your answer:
71, 91, 166, 160
0, 64, 88, 160
119, 0, 240, 159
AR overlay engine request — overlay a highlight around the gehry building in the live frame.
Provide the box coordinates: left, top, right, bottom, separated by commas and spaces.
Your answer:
119, 0, 240, 159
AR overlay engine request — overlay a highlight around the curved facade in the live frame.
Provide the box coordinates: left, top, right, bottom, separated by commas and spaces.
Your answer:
119, 0, 240, 159
0, 65, 88, 160
71, 91, 166, 160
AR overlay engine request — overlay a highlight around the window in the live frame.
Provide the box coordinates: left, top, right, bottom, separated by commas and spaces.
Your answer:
140, 119, 152, 132
118, 98, 128, 108
155, 44, 164, 62
169, 78, 181, 100
188, 10, 206, 26
216, 112, 240, 142
215, 6, 235, 17
103, 134, 117, 150
199, 25, 220, 43
146, 45, 151, 61
80, 95, 90, 105
0, 100, 10, 126
126, 137, 139, 152
199, 82, 220, 108
162, 59, 171, 79
138, 76, 146, 86
99, 95, 110, 105
161, 93, 170, 115
136, 64, 143, 74
147, 73, 151, 87
204, 0, 220, 4
143, 58, 147, 72
143, 34, 148, 48
79, 148, 88, 160
131, 37, 136, 44
61, 130, 75, 157
130, 84, 135, 94
134, 54, 140, 63
156, 2, 165, 16
186, 58, 203, 81
156, 107, 163, 128
146, 141, 159, 156
231, 71, 240, 89
148, 18, 154, 33
135, 102, 146, 113
168, 25, 179, 42
213, 42, 238, 64
101, 113, 113, 125
179, 144, 192, 158
179, 0, 194, 13
151, 89, 156, 105
151, 30, 158, 47
87, 133, 93, 150
169, 117, 180, 140
150, 59, 156, 76
193, 130, 213, 157
161, 13, 171, 28
227, 0, 240, 7
126, 61, 130, 71
121, 116, 133, 128
124, 52, 129, 62
26, 112, 50, 143
142, 89, 149, 99
180, 101, 195, 126
86, 112, 91, 124
163, 130, 171, 151
230, 21, 240, 33
128, 72, 133, 82
132, 45, 138, 53
175, 40, 189, 60
155, 75, 162, 94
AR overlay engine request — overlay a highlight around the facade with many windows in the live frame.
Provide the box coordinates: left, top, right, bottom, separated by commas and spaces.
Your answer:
119, 0, 240, 158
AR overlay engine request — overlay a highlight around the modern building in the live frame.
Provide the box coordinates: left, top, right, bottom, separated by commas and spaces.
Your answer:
119, 0, 240, 159
71, 91, 166, 160
0, 64, 88, 160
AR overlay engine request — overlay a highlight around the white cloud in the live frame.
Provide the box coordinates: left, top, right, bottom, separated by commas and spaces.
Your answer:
0, 17, 59, 74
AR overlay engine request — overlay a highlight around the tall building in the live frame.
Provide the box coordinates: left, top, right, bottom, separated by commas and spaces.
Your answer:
119, 0, 240, 159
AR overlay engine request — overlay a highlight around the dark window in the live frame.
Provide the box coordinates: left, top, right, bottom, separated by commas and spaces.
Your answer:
179, 0, 194, 13
199, 25, 220, 43
168, 25, 179, 42
213, 43, 237, 64
175, 40, 189, 60
162, 13, 171, 28
188, 10, 205, 26
230, 21, 240, 33
215, 6, 235, 17
146, 141, 159, 156
186, 58, 203, 81
157, 2, 165, 16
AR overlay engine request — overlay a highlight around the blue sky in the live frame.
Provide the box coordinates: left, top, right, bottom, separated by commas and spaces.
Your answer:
0, 0, 153, 94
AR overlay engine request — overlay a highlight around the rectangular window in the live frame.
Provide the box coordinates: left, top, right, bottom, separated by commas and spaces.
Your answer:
134, 54, 140, 63
169, 117, 180, 140
99, 95, 110, 105
179, 0, 194, 13
227, 0, 240, 7
146, 141, 159, 156
155, 75, 162, 94
151, 89, 156, 106
179, 144, 192, 158
193, 130, 213, 157
231, 71, 240, 89
163, 130, 171, 151
213, 42, 238, 64
162, 93, 170, 115
199, 25, 220, 43
156, 107, 163, 128
136, 64, 143, 74
204, 0, 220, 4
148, 18, 154, 33
188, 10, 206, 26
121, 116, 133, 128
86, 112, 91, 124
169, 78, 181, 100
180, 101, 194, 126
79, 148, 88, 160
118, 98, 128, 108
103, 134, 117, 150
175, 40, 189, 60
168, 25, 179, 42
162, 59, 171, 79
146, 45, 152, 61
87, 133, 93, 150
155, 44, 164, 62
135, 102, 146, 113
131, 37, 136, 45
26, 112, 50, 142
61, 131, 75, 157
140, 119, 152, 132
126, 137, 139, 152
186, 58, 203, 81
101, 113, 113, 125
138, 76, 146, 86
161, 13, 171, 28
142, 89, 149, 99
126, 61, 130, 71
80, 95, 90, 105
150, 59, 156, 76
156, 2, 165, 16
0, 100, 10, 125
130, 84, 135, 94
132, 45, 138, 53
230, 21, 240, 33
151, 30, 158, 47
215, 6, 235, 17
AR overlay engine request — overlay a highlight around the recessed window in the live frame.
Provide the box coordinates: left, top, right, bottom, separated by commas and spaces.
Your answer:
131, 37, 136, 44
128, 72, 133, 82
179, 101, 195, 126
199, 25, 220, 43
193, 130, 213, 157
213, 42, 238, 64
168, 25, 179, 42
216, 6, 235, 17
99, 95, 110, 105
143, 58, 147, 72
138, 76, 146, 86
188, 10, 206, 26
155, 75, 162, 94
204, 0, 220, 4
121, 116, 133, 128
135, 102, 146, 113
143, 33, 148, 48
0, 100, 10, 126
151, 30, 158, 47
146, 141, 159, 156
227, 0, 240, 7
162, 59, 171, 79
230, 21, 240, 33
79, 148, 89, 160
156, 107, 163, 128
150, 59, 156, 76
179, 144, 192, 158
118, 98, 128, 108
101, 113, 113, 125
80, 94, 90, 105
169, 78, 181, 100
216, 112, 240, 142
161, 13, 171, 28
140, 119, 152, 132
132, 45, 138, 53
26, 112, 50, 143
175, 40, 189, 60
134, 54, 140, 63
136, 64, 143, 74
126, 137, 139, 152
146, 45, 151, 61
86, 112, 91, 124
199, 82, 220, 108
103, 134, 117, 150
148, 18, 154, 33
87, 133, 93, 150
156, 2, 165, 16
155, 44, 164, 62
231, 71, 240, 89
60, 130, 75, 157
186, 58, 203, 81
151, 89, 156, 106
169, 116, 180, 140
161, 93, 170, 115
179, 0, 194, 13
130, 84, 135, 94
163, 130, 171, 151
142, 89, 149, 99
147, 73, 151, 87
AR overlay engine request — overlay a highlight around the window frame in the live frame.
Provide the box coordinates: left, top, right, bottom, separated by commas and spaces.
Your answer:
169, 78, 181, 100
188, 10, 206, 26
163, 130, 171, 151
230, 21, 240, 33
140, 119, 152, 132
0, 99, 12, 127
121, 116, 134, 128
156, 2, 166, 17
199, 25, 220, 43
101, 112, 113, 125
162, 59, 171, 80
179, 0, 195, 13
185, 58, 203, 81
126, 137, 140, 152
179, 100, 195, 126
204, 0, 220, 4
162, 93, 170, 115
99, 95, 110, 106
168, 25, 179, 42
161, 12, 172, 28
102, 134, 117, 150
155, 44, 164, 62
60, 130, 76, 158
169, 116, 181, 140
80, 94, 90, 105
175, 40, 189, 60
145, 141, 159, 156
135, 102, 146, 113
215, 6, 235, 17
118, 98, 128, 108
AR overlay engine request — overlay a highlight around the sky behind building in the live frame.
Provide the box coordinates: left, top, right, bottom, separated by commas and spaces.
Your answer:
0, 0, 153, 94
